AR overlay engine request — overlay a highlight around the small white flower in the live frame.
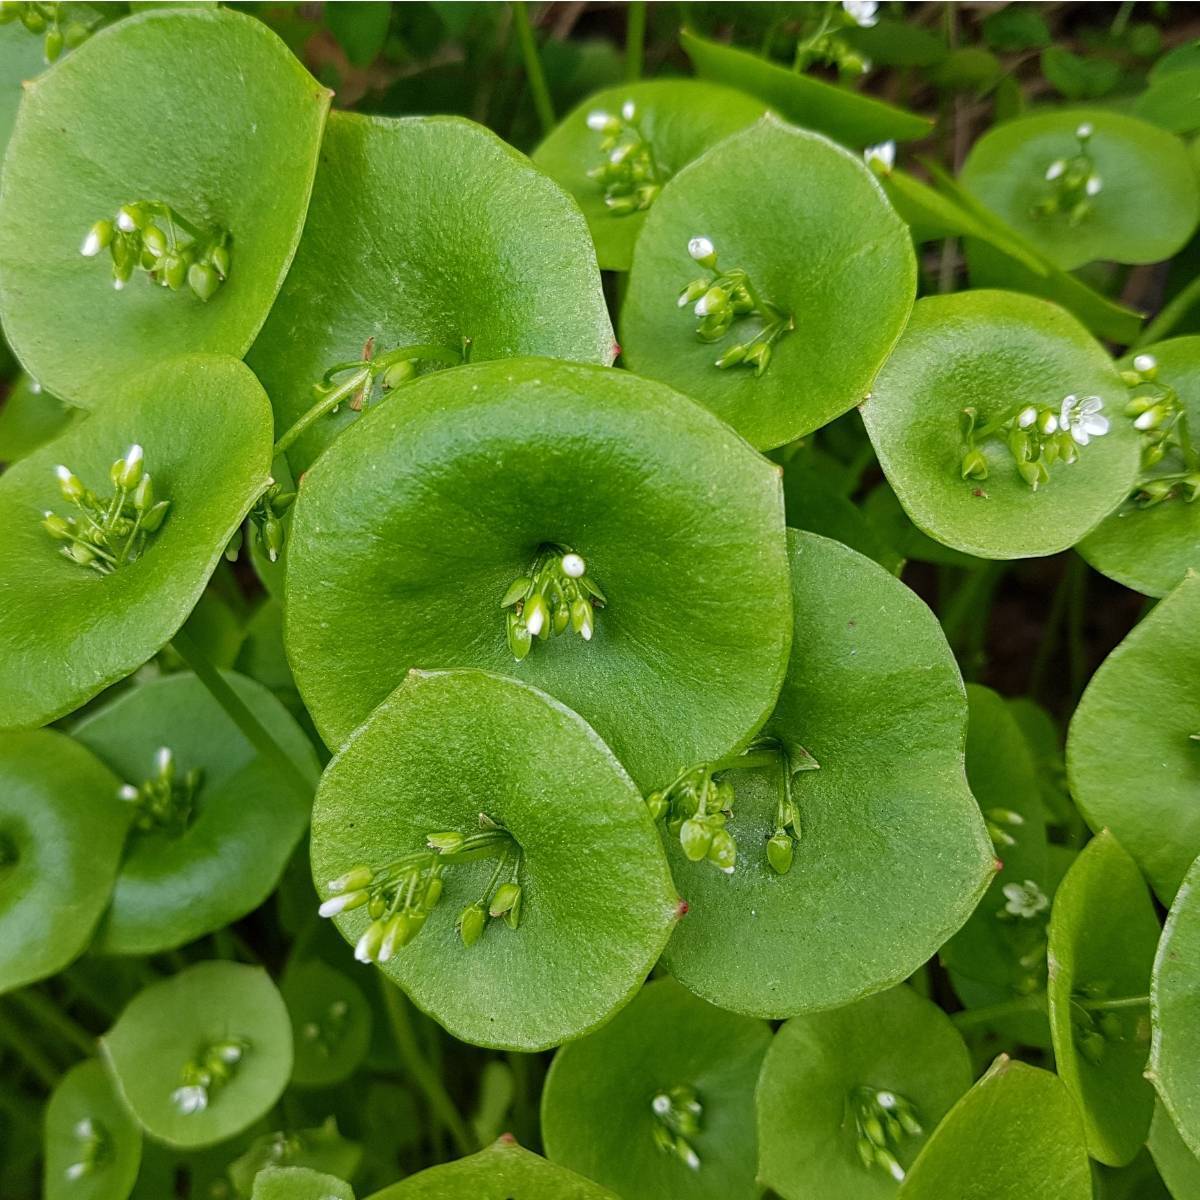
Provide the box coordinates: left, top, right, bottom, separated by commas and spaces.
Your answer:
80, 228, 103, 257
318, 891, 364, 918
1040, 413, 1059, 435
1076, 121, 1094, 139
585, 110, 611, 131
154, 744, 171, 775
1002, 879, 1049, 919
609, 143, 632, 165
29, 379, 41, 394
842, 0, 878, 27
74, 1118, 95, 1138
621, 99, 636, 121
561, 552, 586, 578
863, 140, 895, 173
124, 443, 144, 473
1017, 405, 1038, 429
651, 1093, 671, 1116
354, 929, 377, 963
688, 236, 715, 262
171, 1084, 208, 1115
682, 1145, 701, 1171
113, 277, 125, 291
116, 209, 137, 233
65, 1163, 88, 1181
1060, 394, 1108, 445
216, 1042, 243, 1064
1133, 353, 1157, 374
117, 783, 140, 804
888, 1160, 906, 1182
694, 293, 712, 317
1134, 409, 1159, 431
525, 603, 545, 637
1085, 174, 1103, 196
55, 465, 73, 484
876, 1091, 897, 1109
1045, 159, 1065, 181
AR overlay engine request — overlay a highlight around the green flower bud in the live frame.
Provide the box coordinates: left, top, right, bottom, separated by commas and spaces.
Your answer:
489, 881, 521, 918
507, 612, 532, 661
524, 590, 550, 639
162, 253, 188, 291
329, 865, 374, 892
646, 791, 667, 821
0, 4, 18, 25
427, 831, 465, 854
767, 830, 794, 875
81, 219, 113, 258
679, 818, 713, 862
262, 515, 284, 562
140, 500, 170, 532
714, 343, 748, 369
224, 525, 243, 562
745, 342, 772, 376
423, 876, 444, 910
63, 21, 88, 48
210, 242, 231, 280
677, 278, 708, 308
55, 465, 85, 503
504, 887, 523, 930
960, 449, 988, 481
695, 286, 729, 318
116, 444, 144, 491
65, 542, 96, 566
367, 894, 387, 919
552, 598, 570, 635
42, 512, 71, 540
1017, 459, 1046, 490
354, 919, 386, 963
382, 359, 416, 389
458, 903, 486, 947
142, 225, 168, 258
707, 827, 736, 872
500, 576, 532, 608
188, 262, 221, 302
21, 6, 45, 33
133, 473, 155, 513
116, 203, 145, 233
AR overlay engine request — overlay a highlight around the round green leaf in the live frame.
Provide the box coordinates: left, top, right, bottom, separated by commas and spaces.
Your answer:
0, 21, 47, 155
252, 1167, 353, 1200
70, 671, 317, 955
1150, 1100, 1200, 1200
0, 7, 329, 408
310, 668, 678, 1051
284, 357, 790, 791
897, 1057, 1091, 1200
1047, 830, 1158, 1166
247, 110, 615, 475
660, 531, 993, 1016
0, 354, 273, 730
531, 80, 764, 272
230, 1118, 362, 1196
541, 978, 770, 1200
0, 729, 127, 992
44, 1059, 142, 1200
1067, 572, 1200, 904
757, 986, 973, 1199
621, 115, 916, 451
101, 961, 293, 1149
1080, 338, 1200, 598
281, 960, 373, 1088
0, 375, 79, 465
862, 290, 1140, 560
365, 1137, 617, 1200
960, 110, 1200, 271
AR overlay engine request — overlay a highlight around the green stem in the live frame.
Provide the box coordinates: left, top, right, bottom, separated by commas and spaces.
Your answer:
950, 992, 1046, 1031
378, 976, 477, 1156
171, 627, 312, 804
7, 989, 95, 1057
0, 1004, 60, 1089
1135, 271, 1200, 348
513, 2, 555, 136
1065, 554, 1088, 702
1028, 555, 1073, 701
1077, 993, 1150, 1013
624, 1, 645, 81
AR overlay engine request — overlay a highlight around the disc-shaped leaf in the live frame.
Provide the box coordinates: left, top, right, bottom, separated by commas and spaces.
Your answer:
0, 22, 46, 154
862, 290, 1140, 559
897, 1058, 1091, 1200
230, 1118, 362, 1196
310, 668, 678, 1051
681, 29, 932, 147
1080, 338, 1200, 598
621, 115, 916, 451
1047, 831, 1158, 1166
0, 7, 329, 408
1150, 852, 1200, 1157
1067, 573, 1200, 904
281, 960, 373, 1088
247, 111, 615, 475
0, 730, 127, 993
960, 110, 1200, 271
101, 961, 292, 1149
1149, 1101, 1200, 1200
252, 1167, 354, 1200
70, 671, 317, 955
531, 80, 765, 272
284, 357, 790, 791
0, 375, 79, 465
44, 1059, 142, 1200
661, 531, 993, 1016
365, 1137, 617, 1199
541, 978, 770, 1200
0, 354, 273, 730
757, 986, 972, 1199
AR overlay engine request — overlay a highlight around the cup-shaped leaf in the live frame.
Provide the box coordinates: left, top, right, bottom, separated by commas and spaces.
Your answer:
0, 7, 328, 408
284, 358, 790, 791
365, 1137, 618, 1199
660, 531, 993, 1016
0, 354, 274, 730
540, 978, 770, 1200
1149, 1100, 1200, 1198
247, 111, 615, 474
44, 1059, 142, 1200
101, 961, 292, 1149
960, 110, 1200, 271
281, 960, 373, 1088
0, 21, 47, 154
621, 115, 916, 451
897, 1058, 1091, 1200
71, 671, 318, 955
1067, 573, 1200, 904
0, 730, 128, 993
757, 986, 973, 1199
0, 374, 80, 465
230, 1119, 362, 1196
252, 1168, 354, 1200
862, 290, 1140, 559
309, 668, 679, 1051
532, 80, 765, 272
1080, 337, 1200, 598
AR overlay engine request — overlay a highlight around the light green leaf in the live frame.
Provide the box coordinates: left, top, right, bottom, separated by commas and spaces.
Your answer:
0, 375, 80, 465
1134, 70, 1200, 135
281, 960, 373, 1088
232, 1120, 361, 1198
252, 1168, 354, 1200
1149, 1100, 1200, 1200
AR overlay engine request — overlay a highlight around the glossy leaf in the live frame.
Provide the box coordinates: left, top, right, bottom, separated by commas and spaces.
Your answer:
1067, 573, 1200, 903
230, 1118, 362, 1196
1149, 1101, 1200, 1200
1047, 831, 1158, 1165
101, 961, 293, 1149
862, 290, 1140, 559
252, 1167, 354, 1200
0, 354, 273, 730
285, 358, 790, 790
897, 1058, 1091, 1200
0, 20, 47, 154
71, 671, 318, 955
0, 375, 79, 465
960, 110, 1200, 271
1080, 338, 1200, 598
0, 7, 329, 407
0, 730, 127, 993
44, 1059, 143, 1200
310, 669, 678, 1051
660, 531, 993, 1016
757, 986, 972, 1199
531, 80, 765, 271
281, 960, 373, 1088
681, 29, 932, 147
247, 111, 615, 474
622, 115, 916, 451
541, 978, 770, 1200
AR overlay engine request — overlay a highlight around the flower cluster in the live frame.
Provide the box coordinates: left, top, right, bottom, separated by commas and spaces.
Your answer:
43, 445, 170, 574
863, 141, 896, 176
646, 763, 737, 874
63, 1116, 110, 1183
226, 478, 297, 566
81, 201, 231, 301
984, 806, 1025, 851
0, 1, 93, 63
650, 1084, 703, 1171
677, 238, 793, 377
1119, 354, 1200, 507
585, 100, 664, 216
959, 394, 1109, 491
500, 546, 604, 661
1032, 122, 1102, 226
849, 1086, 922, 1182
1069, 983, 1142, 1066
171, 1038, 250, 1116
300, 998, 352, 1061
116, 746, 202, 837
792, 1, 876, 75
994, 879, 1051, 997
